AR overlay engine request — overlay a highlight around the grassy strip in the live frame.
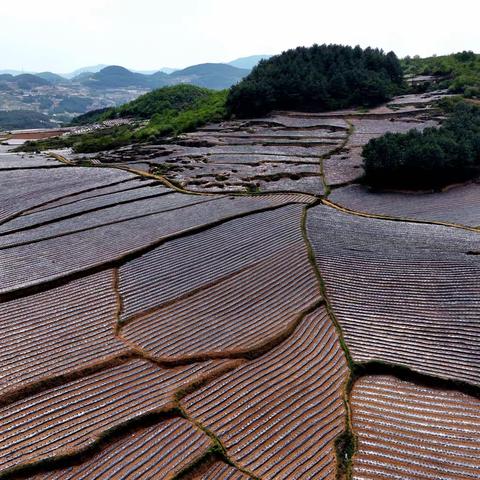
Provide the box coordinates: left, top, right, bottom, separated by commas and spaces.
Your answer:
171, 446, 224, 480
176, 399, 260, 480
300, 203, 356, 479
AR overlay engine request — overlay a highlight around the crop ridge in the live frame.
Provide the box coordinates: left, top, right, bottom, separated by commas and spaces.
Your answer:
352, 360, 480, 400
301, 203, 356, 479
118, 299, 324, 366
176, 385, 261, 480
0, 196, 223, 250
0, 201, 303, 302
0, 357, 242, 479
0, 175, 135, 228
322, 197, 480, 232
24, 180, 160, 215
0, 189, 174, 237
0, 407, 182, 479
0, 351, 138, 408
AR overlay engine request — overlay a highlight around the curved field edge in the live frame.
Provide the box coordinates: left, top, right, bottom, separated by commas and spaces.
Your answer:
302, 201, 480, 479
0, 200, 307, 302
0, 360, 243, 480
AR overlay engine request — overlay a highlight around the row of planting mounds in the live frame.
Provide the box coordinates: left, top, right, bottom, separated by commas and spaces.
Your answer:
227, 44, 404, 117
362, 101, 480, 190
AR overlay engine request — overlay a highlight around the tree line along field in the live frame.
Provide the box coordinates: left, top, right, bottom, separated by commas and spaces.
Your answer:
0, 89, 479, 480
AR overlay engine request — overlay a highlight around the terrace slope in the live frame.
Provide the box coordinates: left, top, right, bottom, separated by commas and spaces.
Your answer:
307, 204, 480, 385
182, 306, 349, 479
1, 93, 479, 480
351, 375, 480, 480
118, 204, 320, 361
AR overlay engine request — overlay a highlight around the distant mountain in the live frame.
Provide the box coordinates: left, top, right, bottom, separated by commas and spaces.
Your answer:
64, 64, 109, 79
0, 73, 50, 90
71, 64, 248, 90
0, 69, 33, 76
0, 110, 55, 130
169, 63, 249, 89
76, 65, 169, 89
135, 67, 177, 75
36, 72, 66, 84
228, 55, 272, 69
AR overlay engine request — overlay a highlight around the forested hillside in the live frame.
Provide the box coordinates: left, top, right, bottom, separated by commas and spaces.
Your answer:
227, 44, 405, 117
402, 51, 480, 97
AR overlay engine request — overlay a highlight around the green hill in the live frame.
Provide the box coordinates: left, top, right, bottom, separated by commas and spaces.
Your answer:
23, 85, 227, 153
227, 44, 405, 117
401, 51, 480, 97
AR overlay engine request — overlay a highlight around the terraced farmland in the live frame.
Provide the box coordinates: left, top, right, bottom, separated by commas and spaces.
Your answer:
32, 418, 213, 479
118, 204, 320, 361
307, 204, 480, 385
182, 306, 349, 479
351, 376, 480, 480
192, 462, 251, 480
0, 271, 127, 401
1, 94, 479, 479
330, 183, 480, 228
0, 358, 233, 476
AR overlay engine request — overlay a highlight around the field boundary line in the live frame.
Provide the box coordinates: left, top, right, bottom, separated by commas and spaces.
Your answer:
0, 350, 138, 407
301, 203, 356, 480
320, 119, 354, 198
117, 299, 324, 367
176, 365, 261, 480
0, 202, 303, 302
322, 198, 480, 233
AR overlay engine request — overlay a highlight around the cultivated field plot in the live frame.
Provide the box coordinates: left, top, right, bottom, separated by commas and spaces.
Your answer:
182, 306, 348, 480
32, 418, 213, 479
0, 357, 233, 476
119, 204, 320, 360
307, 205, 480, 385
0, 152, 64, 169
69, 115, 350, 194
351, 375, 480, 480
0, 270, 127, 400
330, 183, 480, 228
0, 166, 135, 224
0, 184, 310, 295
192, 462, 251, 480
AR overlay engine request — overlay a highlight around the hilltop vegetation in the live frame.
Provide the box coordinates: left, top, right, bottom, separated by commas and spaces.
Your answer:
20, 85, 227, 152
363, 100, 480, 190
402, 51, 480, 98
227, 44, 405, 117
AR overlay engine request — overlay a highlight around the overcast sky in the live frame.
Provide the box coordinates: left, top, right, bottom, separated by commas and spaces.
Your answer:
2, 0, 479, 73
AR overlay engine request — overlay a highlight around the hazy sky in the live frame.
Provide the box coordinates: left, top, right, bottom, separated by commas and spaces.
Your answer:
2, 0, 479, 73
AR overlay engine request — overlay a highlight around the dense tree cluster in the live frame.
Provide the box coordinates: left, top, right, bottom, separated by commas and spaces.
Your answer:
227, 44, 404, 117
363, 102, 480, 190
